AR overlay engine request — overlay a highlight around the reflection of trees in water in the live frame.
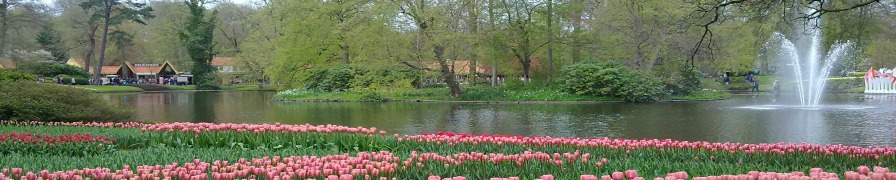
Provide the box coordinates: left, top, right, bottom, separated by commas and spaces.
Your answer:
192, 92, 219, 123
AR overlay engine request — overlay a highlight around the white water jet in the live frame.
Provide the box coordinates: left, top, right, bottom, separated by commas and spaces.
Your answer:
767, 12, 852, 107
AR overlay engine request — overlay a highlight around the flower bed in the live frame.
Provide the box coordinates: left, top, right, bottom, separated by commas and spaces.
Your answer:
0, 121, 894, 179
0, 132, 114, 156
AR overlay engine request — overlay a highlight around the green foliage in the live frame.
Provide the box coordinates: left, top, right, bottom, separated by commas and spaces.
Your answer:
180, 0, 219, 90
653, 62, 703, 96
350, 66, 420, 91
825, 77, 864, 92
0, 81, 134, 122
0, 69, 35, 82
35, 26, 68, 63
360, 91, 386, 102
17, 63, 89, 78
559, 62, 668, 102
305, 67, 355, 92
304, 66, 421, 92
459, 86, 616, 101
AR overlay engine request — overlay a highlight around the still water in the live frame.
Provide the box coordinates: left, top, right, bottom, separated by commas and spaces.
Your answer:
100, 91, 896, 147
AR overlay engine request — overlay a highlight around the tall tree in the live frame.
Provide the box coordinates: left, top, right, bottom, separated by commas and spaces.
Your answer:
35, 25, 68, 63
0, 0, 9, 58
80, 0, 153, 81
56, 0, 100, 72
500, 0, 547, 82
1, 0, 52, 57
181, 0, 219, 90
397, 0, 463, 97
545, 0, 553, 83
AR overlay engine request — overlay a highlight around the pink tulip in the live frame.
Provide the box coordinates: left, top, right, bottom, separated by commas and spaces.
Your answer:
625, 170, 638, 179
541, 174, 555, 180
612, 172, 625, 180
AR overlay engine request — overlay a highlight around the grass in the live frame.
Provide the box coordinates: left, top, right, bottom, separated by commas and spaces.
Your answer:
669, 89, 731, 101
75, 84, 279, 93
0, 124, 891, 179
275, 86, 619, 102
78, 85, 145, 93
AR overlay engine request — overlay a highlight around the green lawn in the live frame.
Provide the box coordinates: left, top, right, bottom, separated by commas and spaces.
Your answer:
76, 84, 280, 92
78, 85, 145, 93
275, 86, 620, 102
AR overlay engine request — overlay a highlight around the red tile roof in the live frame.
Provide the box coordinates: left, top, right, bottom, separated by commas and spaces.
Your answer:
211, 57, 235, 66
89, 66, 122, 75
0, 59, 15, 69
426, 60, 493, 75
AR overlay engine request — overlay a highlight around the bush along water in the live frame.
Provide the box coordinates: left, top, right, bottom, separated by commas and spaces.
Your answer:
0, 82, 133, 122
1, 121, 895, 179
559, 62, 669, 102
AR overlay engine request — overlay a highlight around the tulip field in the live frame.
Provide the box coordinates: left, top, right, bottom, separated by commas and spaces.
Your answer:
1, 121, 895, 180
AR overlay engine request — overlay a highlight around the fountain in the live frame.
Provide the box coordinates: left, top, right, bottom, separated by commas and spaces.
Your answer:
735, 7, 879, 111
766, 14, 852, 107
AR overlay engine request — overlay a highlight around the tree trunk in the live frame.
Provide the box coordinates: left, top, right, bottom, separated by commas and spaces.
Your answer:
341, 40, 349, 64
0, 0, 8, 58
546, 0, 553, 84
84, 25, 98, 74
434, 45, 462, 97
519, 54, 531, 82
570, 0, 583, 63
488, 0, 497, 86
467, 0, 478, 85
93, 0, 112, 82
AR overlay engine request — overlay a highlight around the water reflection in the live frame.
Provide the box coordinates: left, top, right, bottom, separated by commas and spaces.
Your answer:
99, 92, 896, 146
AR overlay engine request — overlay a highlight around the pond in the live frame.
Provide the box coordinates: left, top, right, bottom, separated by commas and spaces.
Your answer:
100, 91, 896, 147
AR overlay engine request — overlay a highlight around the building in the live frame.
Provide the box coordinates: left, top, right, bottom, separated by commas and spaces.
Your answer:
125, 61, 180, 79
88, 65, 126, 77
65, 58, 86, 68
211, 57, 238, 73
0, 58, 16, 69
424, 60, 500, 84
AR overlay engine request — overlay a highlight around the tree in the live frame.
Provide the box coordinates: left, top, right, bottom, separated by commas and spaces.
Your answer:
214, 2, 253, 56
35, 26, 68, 63
80, 0, 153, 82
180, 0, 219, 90
500, 0, 548, 82
396, 0, 464, 97
1, 0, 52, 57
0, 0, 10, 58
685, 0, 884, 68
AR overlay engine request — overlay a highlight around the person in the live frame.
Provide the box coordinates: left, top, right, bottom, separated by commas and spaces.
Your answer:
750, 75, 759, 92
723, 75, 730, 85
70, 77, 76, 85
773, 80, 780, 97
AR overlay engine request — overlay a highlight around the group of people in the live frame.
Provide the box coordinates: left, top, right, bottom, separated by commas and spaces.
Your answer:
721, 74, 761, 92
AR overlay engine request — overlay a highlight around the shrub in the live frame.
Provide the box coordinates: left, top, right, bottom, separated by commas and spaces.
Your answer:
56, 74, 90, 85
360, 91, 386, 102
304, 65, 421, 92
825, 77, 864, 92
305, 67, 355, 92
0, 69, 35, 82
0, 81, 134, 122
559, 62, 667, 102
350, 65, 419, 91
17, 63, 89, 78
661, 68, 702, 96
